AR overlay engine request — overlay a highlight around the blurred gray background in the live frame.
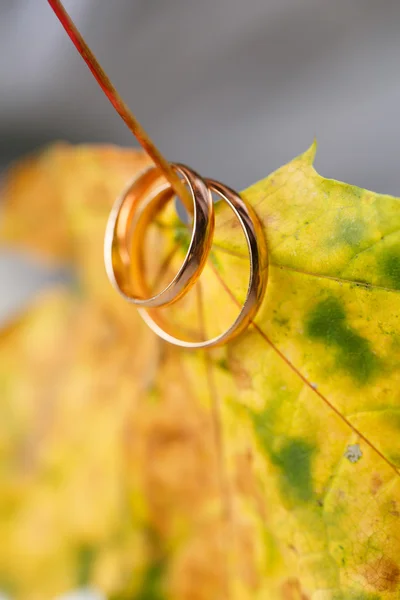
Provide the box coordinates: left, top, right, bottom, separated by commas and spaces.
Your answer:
1, 0, 400, 328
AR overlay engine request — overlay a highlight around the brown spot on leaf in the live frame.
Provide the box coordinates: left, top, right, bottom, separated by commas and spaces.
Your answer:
228, 353, 252, 390
363, 556, 400, 592
281, 578, 310, 600
226, 214, 242, 229
389, 500, 400, 517
235, 449, 267, 520
370, 472, 383, 495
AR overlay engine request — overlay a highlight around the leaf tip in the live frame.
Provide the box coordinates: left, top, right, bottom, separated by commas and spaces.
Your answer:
301, 139, 318, 165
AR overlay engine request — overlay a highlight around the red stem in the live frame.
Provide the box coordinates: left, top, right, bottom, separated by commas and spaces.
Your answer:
47, 0, 191, 210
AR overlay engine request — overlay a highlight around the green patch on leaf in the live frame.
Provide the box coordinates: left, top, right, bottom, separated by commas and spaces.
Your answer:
249, 409, 315, 504
388, 453, 400, 468
216, 357, 229, 371
174, 226, 191, 254
135, 558, 166, 600
76, 544, 97, 586
380, 248, 400, 290
0, 574, 16, 596
306, 297, 378, 383
271, 438, 315, 503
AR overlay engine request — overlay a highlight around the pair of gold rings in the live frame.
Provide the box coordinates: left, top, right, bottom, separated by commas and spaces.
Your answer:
104, 164, 268, 349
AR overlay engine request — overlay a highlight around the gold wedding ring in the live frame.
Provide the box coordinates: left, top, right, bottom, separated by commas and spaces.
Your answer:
104, 165, 214, 308
104, 164, 268, 348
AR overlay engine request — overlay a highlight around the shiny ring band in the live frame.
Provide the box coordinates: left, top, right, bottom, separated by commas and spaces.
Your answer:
135, 167, 268, 349
104, 164, 214, 308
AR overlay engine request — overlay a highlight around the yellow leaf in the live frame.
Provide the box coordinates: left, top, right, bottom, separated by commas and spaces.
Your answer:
0, 143, 399, 600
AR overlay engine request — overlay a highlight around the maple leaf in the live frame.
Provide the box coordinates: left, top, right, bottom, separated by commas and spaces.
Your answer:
0, 143, 399, 600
